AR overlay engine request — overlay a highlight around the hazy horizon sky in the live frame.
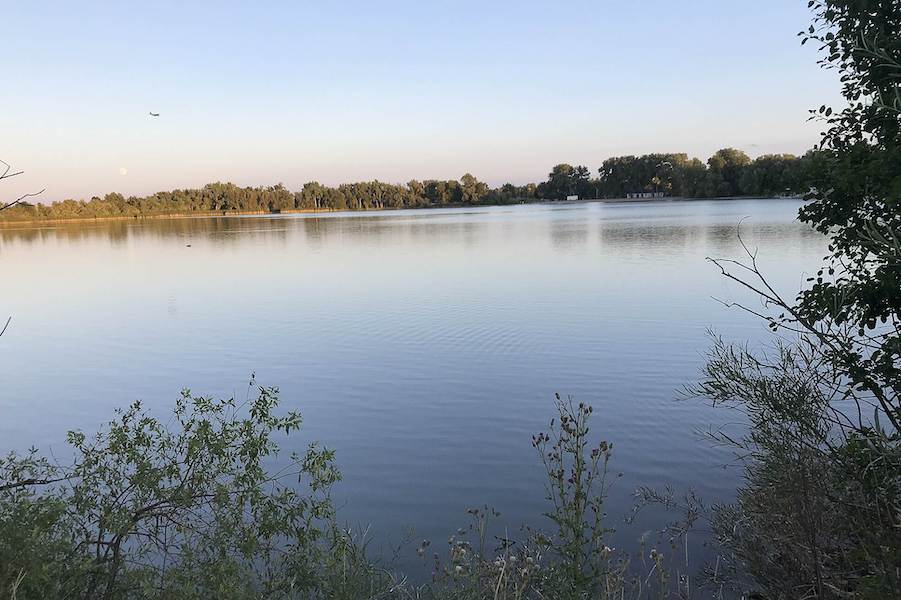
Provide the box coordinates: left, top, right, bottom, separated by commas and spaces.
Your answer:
3, 0, 841, 203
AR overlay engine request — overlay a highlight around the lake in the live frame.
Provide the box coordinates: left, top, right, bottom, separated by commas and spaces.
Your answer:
0, 199, 825, 572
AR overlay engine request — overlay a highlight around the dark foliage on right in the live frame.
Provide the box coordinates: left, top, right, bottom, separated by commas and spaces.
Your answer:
697, 2, 901, 598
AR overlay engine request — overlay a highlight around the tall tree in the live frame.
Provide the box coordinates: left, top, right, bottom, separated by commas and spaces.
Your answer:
542, 164, 576, 200
460, 173, 488, 204
706, 148, 751, 196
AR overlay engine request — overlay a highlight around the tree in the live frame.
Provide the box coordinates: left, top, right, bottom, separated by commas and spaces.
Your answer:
738, 154, 803, 197
698, 2, 901, 596
597, 153, 708, 198
678, 157, 709, 197
795, 0, 901, 433
0, 150, 824, 224
706, 148, 751, 196
407, 179, 426, 207
597, 156, 636, 197
541, 164, 576, 200
460, 173, 488, 204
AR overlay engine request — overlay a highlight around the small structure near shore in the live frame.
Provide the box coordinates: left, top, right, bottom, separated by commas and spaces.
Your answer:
625, 191, 666, 199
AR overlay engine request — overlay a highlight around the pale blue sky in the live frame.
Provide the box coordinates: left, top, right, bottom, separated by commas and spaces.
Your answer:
2, 0, 840, 201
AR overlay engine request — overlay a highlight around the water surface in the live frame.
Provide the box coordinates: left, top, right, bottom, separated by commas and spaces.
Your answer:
0, 199, 825, 569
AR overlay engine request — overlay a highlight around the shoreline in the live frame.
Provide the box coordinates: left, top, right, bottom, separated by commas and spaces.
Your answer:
0, 195, 798, 229
0, 206, 354, 228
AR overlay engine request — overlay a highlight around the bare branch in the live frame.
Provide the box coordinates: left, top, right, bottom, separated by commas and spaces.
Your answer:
1, 188, 46, 212
709, 220, 901, 431
0, 159, 23, 181
0, 159, 44, 212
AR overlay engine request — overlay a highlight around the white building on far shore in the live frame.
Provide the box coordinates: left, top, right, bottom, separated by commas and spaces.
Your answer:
625, 191, 666, 199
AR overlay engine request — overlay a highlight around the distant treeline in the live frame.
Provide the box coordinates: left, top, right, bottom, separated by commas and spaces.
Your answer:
0, 148, 824, 222
557, 148, 825, 200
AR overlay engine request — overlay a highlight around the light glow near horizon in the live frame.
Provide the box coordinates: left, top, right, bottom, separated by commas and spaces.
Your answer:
3, 0, 841, 203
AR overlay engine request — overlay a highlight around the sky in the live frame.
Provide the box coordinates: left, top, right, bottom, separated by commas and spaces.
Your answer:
2, 0, 842, 202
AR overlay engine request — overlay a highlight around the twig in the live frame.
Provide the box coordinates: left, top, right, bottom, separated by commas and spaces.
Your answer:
0, 159, 23, 181
0, 158, 45, 211
1, 188, 46, 212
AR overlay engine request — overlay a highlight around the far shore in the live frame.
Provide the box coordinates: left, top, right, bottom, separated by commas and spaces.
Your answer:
0, 195, 798, 229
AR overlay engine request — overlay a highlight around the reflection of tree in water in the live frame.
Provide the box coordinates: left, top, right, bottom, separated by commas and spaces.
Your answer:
301, 213, 491, 252
300, 215, 396, 251
548, 218, 590, 251
0, 205, 823, 265
703, 221, 821, 257
597, 223, 693, 255
595, 220, 818, 258
0, 216, 295, 249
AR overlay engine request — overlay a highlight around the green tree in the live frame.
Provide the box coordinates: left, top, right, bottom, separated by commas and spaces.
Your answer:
698, 2, 901, 597
460, 173, 489, 204
706, 148, 751, 196
541, 164, 576, 200
739, 154, 803, 197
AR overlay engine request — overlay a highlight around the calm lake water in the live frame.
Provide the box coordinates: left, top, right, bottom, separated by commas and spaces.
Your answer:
0, 199, 825, 571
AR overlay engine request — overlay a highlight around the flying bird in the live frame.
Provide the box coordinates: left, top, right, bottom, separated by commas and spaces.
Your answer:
149, 112, 160, 117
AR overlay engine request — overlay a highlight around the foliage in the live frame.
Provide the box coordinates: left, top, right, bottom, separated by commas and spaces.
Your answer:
705, 149, 752, 197
691, 338, 901, 599
531, 397, 616, 591
795, 0, 901, 433
413, 395, 679, 600
0, 149, 831, 223
1, 389, 691, 600
539, 151, 820, 201
0, 175, 507, 223
0, 379, 343, 599
695, 1, 901, 596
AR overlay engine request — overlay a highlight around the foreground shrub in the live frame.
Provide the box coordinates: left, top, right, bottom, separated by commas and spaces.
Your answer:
691, 2, 901, 596
1, 385, 690, 600
0, 379, 343, 599
690, 338, 901, 599
421, 396, 673, 600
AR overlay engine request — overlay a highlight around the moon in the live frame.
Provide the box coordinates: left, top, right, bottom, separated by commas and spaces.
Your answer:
119, 167, 128, 176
